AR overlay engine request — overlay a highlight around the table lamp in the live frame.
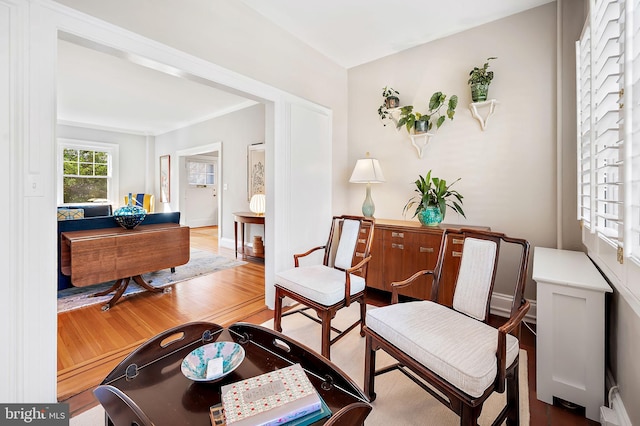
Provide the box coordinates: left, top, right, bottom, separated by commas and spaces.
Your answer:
249, 193, 266, 215
349, 155, 385, 217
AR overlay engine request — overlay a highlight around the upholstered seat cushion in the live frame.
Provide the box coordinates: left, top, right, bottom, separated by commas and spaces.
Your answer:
276, 265, 366, 306
366, 301, 520, 398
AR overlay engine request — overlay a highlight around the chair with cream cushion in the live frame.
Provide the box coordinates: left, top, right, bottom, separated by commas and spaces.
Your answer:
363, 228, 530, 426
274, 215, 375, 359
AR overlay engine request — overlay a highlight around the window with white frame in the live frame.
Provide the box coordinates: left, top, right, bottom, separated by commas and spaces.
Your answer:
577, 0, 640, 303
58, 140, 119, 205
187, 159, 216, 186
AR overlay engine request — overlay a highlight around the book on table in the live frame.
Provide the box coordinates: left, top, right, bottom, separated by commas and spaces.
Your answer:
219, 363, 330, 426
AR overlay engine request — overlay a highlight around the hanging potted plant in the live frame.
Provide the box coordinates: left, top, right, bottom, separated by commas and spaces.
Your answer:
402, 170, 466, 226
468, 57, 497, 102
377, 86, 400, 126
396, 91, 458, 134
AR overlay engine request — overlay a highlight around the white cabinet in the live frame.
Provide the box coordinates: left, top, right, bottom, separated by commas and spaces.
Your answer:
533, 247, 612, 422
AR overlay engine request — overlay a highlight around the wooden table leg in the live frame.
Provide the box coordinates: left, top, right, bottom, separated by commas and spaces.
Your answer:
94, 275, 169, 311
234, 219, 239, 259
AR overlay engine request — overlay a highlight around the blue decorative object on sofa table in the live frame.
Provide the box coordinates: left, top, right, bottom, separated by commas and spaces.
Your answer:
113, 193, 147, 229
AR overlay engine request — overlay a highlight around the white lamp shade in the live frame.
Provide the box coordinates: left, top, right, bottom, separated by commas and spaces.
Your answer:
349, 158, 386, 183
249, 194, 266, 215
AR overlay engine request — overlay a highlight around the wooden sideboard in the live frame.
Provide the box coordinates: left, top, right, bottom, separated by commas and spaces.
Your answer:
366, 219, 489, 305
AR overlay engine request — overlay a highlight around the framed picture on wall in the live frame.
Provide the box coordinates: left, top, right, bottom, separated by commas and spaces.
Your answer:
247, 143, 265, 201
160, 155, 170, 203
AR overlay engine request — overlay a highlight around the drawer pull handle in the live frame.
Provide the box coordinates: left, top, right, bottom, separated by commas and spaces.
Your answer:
420, 247, 434, 253
452, 251, 463, 257
392, 243, 404, 250
391, 232, 404, 238
452, 238, 464, 245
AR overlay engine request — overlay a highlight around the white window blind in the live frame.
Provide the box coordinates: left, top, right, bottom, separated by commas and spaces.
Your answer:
577, 23, 593, 226
593, 0, 623, 241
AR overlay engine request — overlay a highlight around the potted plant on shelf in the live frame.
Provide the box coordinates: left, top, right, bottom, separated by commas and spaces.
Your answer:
468, 57, 497, 102
402, 170, 466, 226
396, 91, 458, 134
377, 86, 400, 126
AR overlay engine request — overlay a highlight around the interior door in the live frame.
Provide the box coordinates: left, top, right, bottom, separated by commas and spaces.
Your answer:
184, 156, 218, 228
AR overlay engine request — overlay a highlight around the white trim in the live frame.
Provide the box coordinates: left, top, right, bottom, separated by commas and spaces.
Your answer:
490, 291, 537, 324
605, 370, 633, 426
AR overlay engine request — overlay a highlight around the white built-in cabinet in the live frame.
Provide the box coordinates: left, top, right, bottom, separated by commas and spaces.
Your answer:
533, 247, 612, 422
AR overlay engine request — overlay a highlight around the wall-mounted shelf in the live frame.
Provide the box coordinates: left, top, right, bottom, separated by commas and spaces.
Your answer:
469, 99, 498, 131
386, 108, 433, 158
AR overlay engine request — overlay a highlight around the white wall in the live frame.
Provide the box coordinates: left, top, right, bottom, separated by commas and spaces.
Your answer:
53, 0, 350, 213
347, 3, 563, 299
155, 103, 265, 243
57, 124, 152, 209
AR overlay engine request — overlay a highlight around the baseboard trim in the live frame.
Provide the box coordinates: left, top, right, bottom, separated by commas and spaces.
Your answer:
490, 292, 537, 324
220, 237, 235, 250
605, 370, 633, 426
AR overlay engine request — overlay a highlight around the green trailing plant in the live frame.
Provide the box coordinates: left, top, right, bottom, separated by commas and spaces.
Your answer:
378, 86, 400, 125
468, 57, 497, 85
402, 170, 465, 220
396, 91, 458, 133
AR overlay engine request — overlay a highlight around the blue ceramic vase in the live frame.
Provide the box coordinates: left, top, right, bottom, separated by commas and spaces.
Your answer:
418, 206, 443, 227
113, 193, 147, 229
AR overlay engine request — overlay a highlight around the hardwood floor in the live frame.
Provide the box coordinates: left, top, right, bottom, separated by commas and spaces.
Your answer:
59, 226, 599, 425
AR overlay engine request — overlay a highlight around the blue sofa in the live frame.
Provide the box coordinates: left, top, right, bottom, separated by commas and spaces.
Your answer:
57, 211, 181, 290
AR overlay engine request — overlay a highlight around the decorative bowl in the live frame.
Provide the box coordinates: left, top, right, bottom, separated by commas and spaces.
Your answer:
181, 341, 245, 382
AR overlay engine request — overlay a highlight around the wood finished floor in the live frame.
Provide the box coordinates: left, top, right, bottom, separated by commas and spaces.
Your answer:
59, 226, 599, 425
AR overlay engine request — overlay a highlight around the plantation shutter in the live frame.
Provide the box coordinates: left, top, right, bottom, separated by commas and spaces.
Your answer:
628, 0, 640, 264
592, 0, 624, 242
577, 23, 593, 227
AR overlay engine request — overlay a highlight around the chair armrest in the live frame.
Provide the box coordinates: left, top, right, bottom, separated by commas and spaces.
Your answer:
390, 270, 434, 304
293, 245, 326, 267
495, 299, 530, 391
343, 255, 372, 306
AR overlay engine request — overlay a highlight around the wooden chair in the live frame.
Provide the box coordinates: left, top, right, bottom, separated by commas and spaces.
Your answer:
363, 228, 530, 426
274, 215, 375, 359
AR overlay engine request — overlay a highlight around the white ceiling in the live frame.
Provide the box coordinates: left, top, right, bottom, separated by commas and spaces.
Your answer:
57, 0, 554, 135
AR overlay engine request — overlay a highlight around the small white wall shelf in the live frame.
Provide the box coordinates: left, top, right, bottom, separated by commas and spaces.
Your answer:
409, 133, 433, 158
386, 108, 433, 158
469, 99, 498, 131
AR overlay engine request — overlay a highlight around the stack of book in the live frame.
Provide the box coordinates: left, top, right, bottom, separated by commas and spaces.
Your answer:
213, 363, 330, 426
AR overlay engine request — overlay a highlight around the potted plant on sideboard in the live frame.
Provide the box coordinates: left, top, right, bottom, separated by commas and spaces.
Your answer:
402, 170, 466, 226
468, 57, 497, 102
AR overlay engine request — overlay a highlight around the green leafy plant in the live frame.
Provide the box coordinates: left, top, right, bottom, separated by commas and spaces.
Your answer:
378, 86, 400, 124
468, 57, 497, 85
396, 92, 458, 133
402, 170, 465, 220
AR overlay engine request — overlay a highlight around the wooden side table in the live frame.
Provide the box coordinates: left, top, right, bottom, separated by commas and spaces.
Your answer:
233, 212, 265, 260
533, 247, 612, 421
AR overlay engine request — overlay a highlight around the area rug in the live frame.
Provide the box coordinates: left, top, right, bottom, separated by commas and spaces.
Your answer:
58, 249, 246, 313
262, 304, 530, 426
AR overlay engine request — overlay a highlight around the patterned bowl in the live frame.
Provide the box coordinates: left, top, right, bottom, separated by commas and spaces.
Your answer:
181, 341, 245, 382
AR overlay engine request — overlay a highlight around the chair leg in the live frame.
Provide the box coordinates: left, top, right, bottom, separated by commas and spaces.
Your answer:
321, 310, 332, 359
359, 301, 366, 337
363, 334, 377, 401
460, 403, 483, 426
506, 361, 520, 426
273, 288, 284, 333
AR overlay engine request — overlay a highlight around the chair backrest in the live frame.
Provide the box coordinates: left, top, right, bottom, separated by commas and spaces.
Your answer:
431, 228, 529, 322
124, 193, 155, 213
324, 216, 375, 276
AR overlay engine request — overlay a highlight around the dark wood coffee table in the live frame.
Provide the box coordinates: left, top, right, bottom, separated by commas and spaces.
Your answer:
95, 322, 371, 425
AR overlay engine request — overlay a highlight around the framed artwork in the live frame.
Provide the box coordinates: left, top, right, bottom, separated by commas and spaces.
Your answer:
160, 155, 171, 203
247, 143, 265, 201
